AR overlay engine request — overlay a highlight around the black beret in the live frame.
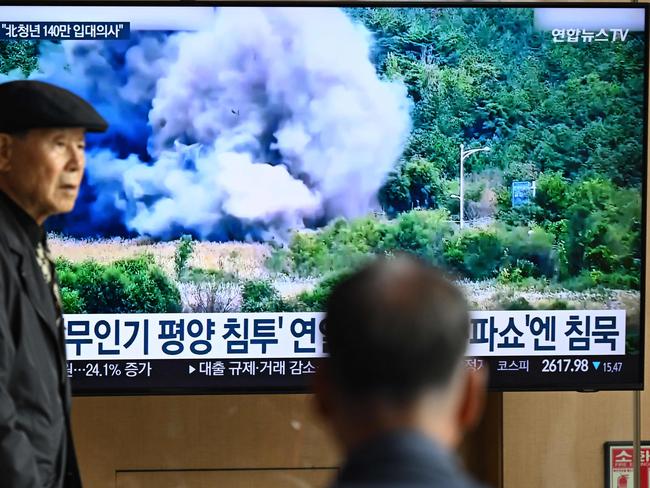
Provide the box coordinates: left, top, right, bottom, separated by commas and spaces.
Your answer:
0, 80, 108, 133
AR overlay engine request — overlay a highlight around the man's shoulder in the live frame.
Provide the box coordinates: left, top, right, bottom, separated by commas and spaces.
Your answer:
0, 194, 32, 264
0, 196, 21, 249
0, 217, 15, 284
0, 202, 27, 298
334, 431, 488, 488
333, 471, 486, 488
334, 481, 485, 488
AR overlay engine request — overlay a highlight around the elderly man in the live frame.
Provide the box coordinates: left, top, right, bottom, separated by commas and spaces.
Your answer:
314, 254, 488, 488
0, 80, 107, 488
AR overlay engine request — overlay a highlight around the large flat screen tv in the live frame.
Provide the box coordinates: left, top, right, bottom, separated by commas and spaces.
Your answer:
0, 2, 645, 394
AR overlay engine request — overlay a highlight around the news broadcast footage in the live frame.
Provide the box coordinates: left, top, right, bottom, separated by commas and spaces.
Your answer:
0, 5, 645, 393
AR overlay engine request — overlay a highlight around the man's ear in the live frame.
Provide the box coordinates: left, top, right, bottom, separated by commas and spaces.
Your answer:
457, 366, 488, 434
0, 134, 13, 173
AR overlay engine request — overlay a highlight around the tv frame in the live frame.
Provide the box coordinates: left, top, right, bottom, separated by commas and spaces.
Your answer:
0, 0, 645, 395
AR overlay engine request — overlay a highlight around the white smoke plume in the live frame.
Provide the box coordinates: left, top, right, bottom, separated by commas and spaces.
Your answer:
37, 7, 413, 240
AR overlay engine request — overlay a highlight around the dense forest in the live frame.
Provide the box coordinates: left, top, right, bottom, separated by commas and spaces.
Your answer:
273, 7, 644, 293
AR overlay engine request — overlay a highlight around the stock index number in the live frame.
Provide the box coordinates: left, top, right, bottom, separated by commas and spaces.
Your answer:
541, 359, 590, 373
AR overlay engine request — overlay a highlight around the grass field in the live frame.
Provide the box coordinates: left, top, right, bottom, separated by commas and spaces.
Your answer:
49, 235, 271, 280
49, 235, 640, 318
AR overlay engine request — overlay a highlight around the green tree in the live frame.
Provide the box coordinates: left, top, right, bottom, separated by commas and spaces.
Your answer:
0, 40, 39, 76
444, 228, 504, 280
55, 255, 182, 313
534, 172, 570, 223
174, 235, 195, 279
241, 280, 284, 313
381, 209, 453, 264
380, 156, 445, 214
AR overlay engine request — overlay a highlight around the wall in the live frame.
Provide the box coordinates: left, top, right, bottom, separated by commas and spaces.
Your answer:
72, 394, 339, 488
71, 390, 502, 488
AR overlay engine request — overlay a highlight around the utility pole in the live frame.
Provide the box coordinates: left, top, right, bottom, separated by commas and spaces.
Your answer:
459, 144, 491, 228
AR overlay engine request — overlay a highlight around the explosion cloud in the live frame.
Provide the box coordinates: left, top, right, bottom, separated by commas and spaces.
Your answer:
19, 7, 412, 240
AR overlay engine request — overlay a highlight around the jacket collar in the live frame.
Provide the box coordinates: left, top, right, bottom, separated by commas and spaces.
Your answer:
0, 189, 44, 251
0, 189, 61, 349
337, 429, 472, 486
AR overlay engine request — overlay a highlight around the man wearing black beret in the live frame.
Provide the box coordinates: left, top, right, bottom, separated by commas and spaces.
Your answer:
0, 80, 107, 488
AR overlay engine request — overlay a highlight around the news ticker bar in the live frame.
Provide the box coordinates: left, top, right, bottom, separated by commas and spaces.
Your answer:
67, 356, 638, 394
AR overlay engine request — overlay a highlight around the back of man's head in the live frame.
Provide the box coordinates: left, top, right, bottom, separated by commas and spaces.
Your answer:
324, 253, 470, 404
316, 253, 485, 453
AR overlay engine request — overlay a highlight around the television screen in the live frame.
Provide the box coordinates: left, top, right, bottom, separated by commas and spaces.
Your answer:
0, 3, 645, 393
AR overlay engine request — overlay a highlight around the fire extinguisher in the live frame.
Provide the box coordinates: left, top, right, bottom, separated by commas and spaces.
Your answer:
618, 474, 629, 488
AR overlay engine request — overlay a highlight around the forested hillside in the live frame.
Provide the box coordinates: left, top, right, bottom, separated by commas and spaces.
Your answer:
276, 7, 644, 292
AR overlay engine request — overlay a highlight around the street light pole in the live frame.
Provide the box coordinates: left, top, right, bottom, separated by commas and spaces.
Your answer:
460, 144, 465, 230
459, 144, 491, 229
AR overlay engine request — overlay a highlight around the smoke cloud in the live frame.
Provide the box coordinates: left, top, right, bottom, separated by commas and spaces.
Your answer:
29, 7, 411, 240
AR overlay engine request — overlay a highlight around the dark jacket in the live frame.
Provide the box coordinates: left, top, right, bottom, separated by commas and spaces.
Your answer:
333, 429, 487, 488
0, 191, 81, 488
